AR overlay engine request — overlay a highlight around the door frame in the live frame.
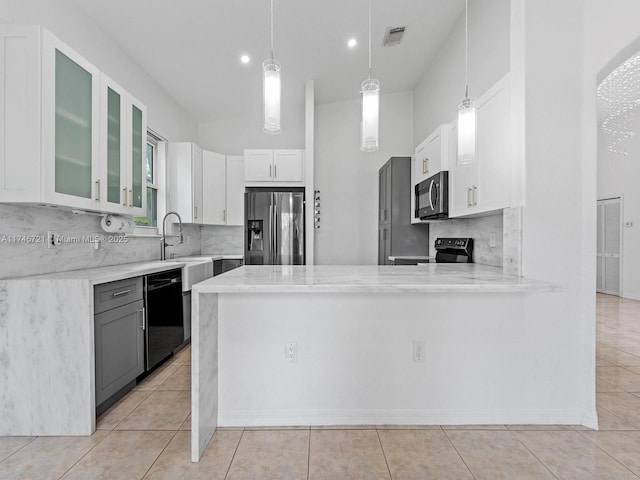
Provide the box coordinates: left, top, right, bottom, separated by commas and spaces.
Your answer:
597, 195, 624, 296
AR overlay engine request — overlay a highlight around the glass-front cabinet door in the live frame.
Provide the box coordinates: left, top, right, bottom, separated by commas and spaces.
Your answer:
42, 30, 100, 210
127, 95, 147, 217
99, 74, 127, 214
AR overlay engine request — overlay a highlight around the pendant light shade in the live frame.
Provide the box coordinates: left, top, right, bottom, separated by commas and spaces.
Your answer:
263, 59, 281, 134
361, 78, 380, 152
457, 0, 475, 165
263, 0, 281, 135
360, 0, 379, 152
457, 96, 476, 164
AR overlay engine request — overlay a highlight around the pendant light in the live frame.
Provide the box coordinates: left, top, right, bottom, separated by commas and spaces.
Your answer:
457, 0, 476, 164
263, 0, 281, 134
360, 0, 380, 152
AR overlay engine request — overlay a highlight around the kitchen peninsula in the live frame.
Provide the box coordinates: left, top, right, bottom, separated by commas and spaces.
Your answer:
191, 264, 561, 461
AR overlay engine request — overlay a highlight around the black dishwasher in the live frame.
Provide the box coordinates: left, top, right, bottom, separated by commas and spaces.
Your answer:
144, 269, 184, 370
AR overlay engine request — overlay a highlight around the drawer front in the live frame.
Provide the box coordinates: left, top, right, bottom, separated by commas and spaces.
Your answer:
94, 277, 143, 314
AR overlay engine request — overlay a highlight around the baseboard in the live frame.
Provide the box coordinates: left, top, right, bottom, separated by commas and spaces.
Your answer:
622, 292, 640, 301
580, 407, 599, 430
218, 408, 586, 428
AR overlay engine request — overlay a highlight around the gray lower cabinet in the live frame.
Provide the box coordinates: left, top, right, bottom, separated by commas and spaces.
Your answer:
94, 278, 145, 408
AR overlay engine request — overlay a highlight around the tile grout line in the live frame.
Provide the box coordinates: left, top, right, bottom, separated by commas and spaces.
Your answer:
140, 429, 180, 479
508, 430, 560, 480
374, 429, 393, 480
576, 430, 640, 479
441, 428, 478, 480
0, 436, 38, 465
223, 428, 245, 480
597, 402, 640, 430
55, 429, 113, 480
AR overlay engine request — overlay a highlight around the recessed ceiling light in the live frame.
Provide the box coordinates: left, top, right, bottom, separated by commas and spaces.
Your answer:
347, 38, 357, 48
240, 55, 250, 64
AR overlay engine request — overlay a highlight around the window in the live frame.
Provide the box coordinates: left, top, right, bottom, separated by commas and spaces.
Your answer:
133, 130, 165, 231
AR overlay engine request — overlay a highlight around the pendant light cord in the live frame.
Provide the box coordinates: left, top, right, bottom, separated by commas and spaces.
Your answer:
368, 0, 372, 79
270, 0, 274, 60
464, 0, 469, 98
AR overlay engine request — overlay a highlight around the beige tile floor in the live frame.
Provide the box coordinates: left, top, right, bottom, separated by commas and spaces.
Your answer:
2, 293, 640, 479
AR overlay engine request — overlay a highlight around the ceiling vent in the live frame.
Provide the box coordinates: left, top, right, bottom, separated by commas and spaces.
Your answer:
382, 26, 406, 47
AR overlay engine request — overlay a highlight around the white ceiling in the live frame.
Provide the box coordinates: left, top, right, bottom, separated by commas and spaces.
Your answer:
73, 0, 465, 124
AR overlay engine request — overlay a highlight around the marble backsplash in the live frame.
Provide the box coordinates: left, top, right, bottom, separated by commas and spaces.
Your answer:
0, 204, 201, 279
200, 225, 244, 255
429, 213, 504, 267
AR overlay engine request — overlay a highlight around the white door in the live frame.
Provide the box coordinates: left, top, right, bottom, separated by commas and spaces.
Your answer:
597, 197, 622, 296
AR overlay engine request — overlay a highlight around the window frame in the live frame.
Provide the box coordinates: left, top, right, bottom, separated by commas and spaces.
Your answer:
132, 129, 166, 236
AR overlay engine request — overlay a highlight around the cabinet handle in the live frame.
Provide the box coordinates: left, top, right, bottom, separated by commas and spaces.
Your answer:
269, 165, 272, 178
423, 158, 428, 174
467, 187, 473, 207
112, 289, 131, 297
129, 189, 133, 208
274, 164, 277, 178
194, 206, 198, 219
95, 180, 100, 202
473, 185, 478, 206
139, 307, 145, 330
122, 188, 127, 206
223, 209, 227, 222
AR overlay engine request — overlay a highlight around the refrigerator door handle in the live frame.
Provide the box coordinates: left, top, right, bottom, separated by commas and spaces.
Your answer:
274, 198, 279, 265
268, 201, 274, 265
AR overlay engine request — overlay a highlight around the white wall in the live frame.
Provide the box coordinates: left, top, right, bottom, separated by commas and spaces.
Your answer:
515, 0, 596, 427
413, 0, 510, 145
0, 0, 197, 142
314, 91, 414, 265
198, 109, 305, 155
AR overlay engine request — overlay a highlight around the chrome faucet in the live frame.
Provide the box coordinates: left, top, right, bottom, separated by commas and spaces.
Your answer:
161, 211, 184, 260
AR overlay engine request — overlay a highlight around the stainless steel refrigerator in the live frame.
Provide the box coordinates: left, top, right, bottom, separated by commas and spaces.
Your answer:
245, 188, 305, 265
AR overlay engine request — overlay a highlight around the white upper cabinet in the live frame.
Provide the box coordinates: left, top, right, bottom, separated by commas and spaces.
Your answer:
41, 28, 101, 211
411, 124, 454, 224
202, 151, 226, 225
0, 25, 147, 216
225, 155, 244, 226
244, 149, 304, 184
169, 146, 245, 226
448, 74, 511, 218
167, 142, 202, 224
99, 75, 147, 216
244, 150, 273, 182
273, 149, 303, 182
413, 124, 452, 185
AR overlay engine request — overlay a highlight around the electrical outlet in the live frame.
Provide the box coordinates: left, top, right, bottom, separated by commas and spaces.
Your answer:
285, 342, 297, 363
47, 231, 60, 249
413, 340, 425, 362
489, 232, 497, 248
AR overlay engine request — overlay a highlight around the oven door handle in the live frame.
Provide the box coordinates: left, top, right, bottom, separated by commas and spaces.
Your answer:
428, 179, 435, 211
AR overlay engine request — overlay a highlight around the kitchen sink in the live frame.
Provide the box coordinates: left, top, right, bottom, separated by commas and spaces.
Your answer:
165, 258, 213, 291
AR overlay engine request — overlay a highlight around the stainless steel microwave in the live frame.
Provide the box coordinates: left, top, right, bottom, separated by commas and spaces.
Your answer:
415, 171, 448, 220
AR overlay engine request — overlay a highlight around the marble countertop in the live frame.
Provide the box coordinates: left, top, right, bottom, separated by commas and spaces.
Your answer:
7, 254, 245, 284
193, 264, 561, 294
10, 260, 188, 285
